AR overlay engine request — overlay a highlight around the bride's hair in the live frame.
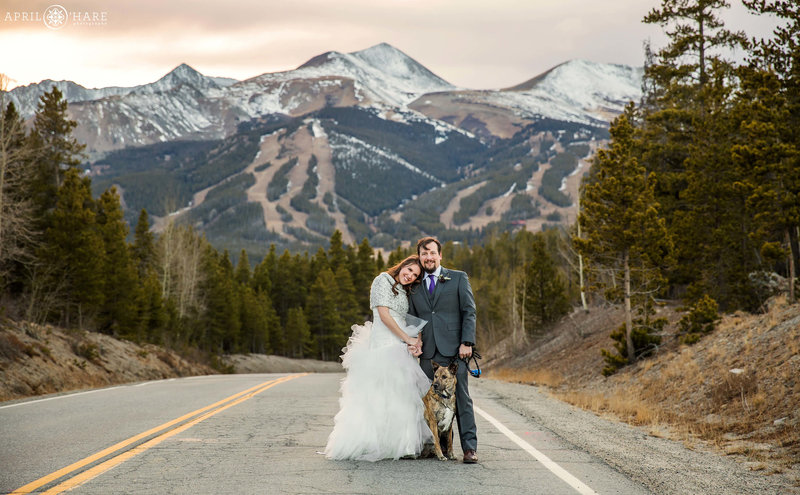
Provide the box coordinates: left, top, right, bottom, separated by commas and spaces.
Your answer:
386, 255, 423, 295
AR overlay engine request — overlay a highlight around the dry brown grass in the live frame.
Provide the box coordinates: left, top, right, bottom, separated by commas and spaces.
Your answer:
0, 321, 214, 401
492, 367, 564, 388
489, 295, 800, 478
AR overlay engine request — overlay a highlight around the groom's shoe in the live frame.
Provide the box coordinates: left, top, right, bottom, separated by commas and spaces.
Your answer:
463, 450, 478, 464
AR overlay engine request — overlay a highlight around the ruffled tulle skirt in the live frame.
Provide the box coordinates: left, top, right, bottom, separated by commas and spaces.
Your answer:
325, 321, 433, 461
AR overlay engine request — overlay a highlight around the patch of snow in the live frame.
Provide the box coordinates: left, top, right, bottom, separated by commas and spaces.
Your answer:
329, 131, 444, 185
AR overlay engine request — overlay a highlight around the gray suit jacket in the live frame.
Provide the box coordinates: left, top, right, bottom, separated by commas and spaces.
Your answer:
409, 267, 476, 359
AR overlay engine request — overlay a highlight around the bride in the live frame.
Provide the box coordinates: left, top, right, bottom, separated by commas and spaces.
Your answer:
325, 255, 433, 461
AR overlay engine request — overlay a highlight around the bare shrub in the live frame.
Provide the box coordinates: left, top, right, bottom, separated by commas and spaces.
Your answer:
0, 331, 26, 361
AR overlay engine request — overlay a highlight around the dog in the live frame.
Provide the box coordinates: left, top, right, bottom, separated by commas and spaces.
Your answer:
422, 361, 458, 461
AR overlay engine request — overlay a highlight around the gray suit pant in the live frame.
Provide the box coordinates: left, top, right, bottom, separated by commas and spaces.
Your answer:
420, 352, 478, 452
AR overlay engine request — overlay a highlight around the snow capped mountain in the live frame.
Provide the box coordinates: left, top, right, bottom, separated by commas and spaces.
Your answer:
232, 42, 455, 111
132, 63, 232, 95
410, 59, 642, 129
61, 46, 648, 253
8, 63, 238, 119
304, 42, 455, 105
6, 44, 643, 157
497, 59, 643, 124
7, 81, 132, 119
69, 82, 240, 153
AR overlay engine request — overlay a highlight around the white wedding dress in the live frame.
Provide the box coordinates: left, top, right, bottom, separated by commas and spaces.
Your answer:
325, 273, 433, 461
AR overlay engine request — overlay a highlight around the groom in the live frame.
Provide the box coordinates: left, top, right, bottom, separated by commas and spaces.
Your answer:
408, 236, 478, 464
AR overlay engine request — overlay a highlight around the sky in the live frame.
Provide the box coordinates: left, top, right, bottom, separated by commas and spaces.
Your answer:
0, 0, 781, 91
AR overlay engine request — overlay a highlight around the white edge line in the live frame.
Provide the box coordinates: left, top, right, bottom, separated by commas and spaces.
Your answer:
474, 405, 599, 495
2, 377, 186, 408
0, 386, 122, 410
133, 378, 176, 387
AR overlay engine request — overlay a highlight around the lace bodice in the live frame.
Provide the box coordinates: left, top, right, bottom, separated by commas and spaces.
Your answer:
369, 272, 408, 318
369, 273, 409, 348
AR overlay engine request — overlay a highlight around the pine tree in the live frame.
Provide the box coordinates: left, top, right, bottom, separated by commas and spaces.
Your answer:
285, 306, 313, 358
641, 0, 748, 304
251, 244, 275, 295
356, 239, 377, 313
96, 187, 140, 337
0, 94, 36, 290
200, 248, 240, 353
238, 285, 272, 354
676, 61, 762, 310
643, 0, 746, 90
131, 209, 156, 279
742, 0, 800, 303
575, 106, 672, 367
270, 249, 298, 325
138, 270, 167, 344
29, 86, 86, 225
40, 167, 105, 327
128, 209, 168, 343
522, 236, 571, 332
261, 289, 281, 353
235, 249, 251, 286
310, 246, 330, 277
305, 267, 344, 360
734, 68, 800, 303
334, 265, 359, 336
375, 251, 386, 272
386, 246, 406, 267
327, 230, 347, 273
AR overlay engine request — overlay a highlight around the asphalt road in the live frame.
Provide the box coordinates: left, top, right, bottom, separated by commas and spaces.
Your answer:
0, 373, 650, 494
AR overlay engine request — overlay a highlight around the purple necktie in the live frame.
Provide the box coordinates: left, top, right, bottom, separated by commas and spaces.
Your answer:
428, 274, 436, 295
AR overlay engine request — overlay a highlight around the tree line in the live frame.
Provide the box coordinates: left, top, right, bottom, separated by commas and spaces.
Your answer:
575, 0, 799, 374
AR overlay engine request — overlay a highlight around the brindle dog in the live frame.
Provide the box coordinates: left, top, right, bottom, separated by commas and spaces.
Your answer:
422, 361, 458, 461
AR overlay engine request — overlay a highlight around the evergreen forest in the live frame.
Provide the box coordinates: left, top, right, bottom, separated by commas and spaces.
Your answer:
0, 1, 796, 374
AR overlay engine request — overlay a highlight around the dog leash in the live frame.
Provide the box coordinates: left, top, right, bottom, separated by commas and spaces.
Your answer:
466, 350, 482, 378
449, 350, 482, 378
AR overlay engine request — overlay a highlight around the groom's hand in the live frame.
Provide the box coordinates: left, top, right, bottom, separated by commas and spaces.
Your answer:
458, 344, 472, 360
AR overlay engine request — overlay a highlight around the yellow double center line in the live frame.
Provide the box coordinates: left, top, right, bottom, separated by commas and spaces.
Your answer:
12, 374, 307, 494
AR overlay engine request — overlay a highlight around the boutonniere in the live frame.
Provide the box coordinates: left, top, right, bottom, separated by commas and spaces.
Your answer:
438, 275, 451, 283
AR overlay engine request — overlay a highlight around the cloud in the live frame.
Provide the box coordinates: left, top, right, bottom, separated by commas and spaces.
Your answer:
0, 0, 780, 90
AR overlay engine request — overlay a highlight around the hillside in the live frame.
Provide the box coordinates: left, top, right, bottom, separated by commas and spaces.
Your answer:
0, 321, 340, 403
490, 296, 800, 485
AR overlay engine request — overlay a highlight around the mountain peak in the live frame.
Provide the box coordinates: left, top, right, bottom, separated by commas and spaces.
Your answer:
296, 51, 340, 70
145, 63, 219, 93
504, 59, 642, 96
349, 43, 451, 87
169, 63, 202, 77
159, 63, 206, 84
350, 42, 404, 60
288, 43, 453, 106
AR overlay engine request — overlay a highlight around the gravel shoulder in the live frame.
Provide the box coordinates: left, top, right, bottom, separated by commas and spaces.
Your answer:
475, 378, 799, 495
